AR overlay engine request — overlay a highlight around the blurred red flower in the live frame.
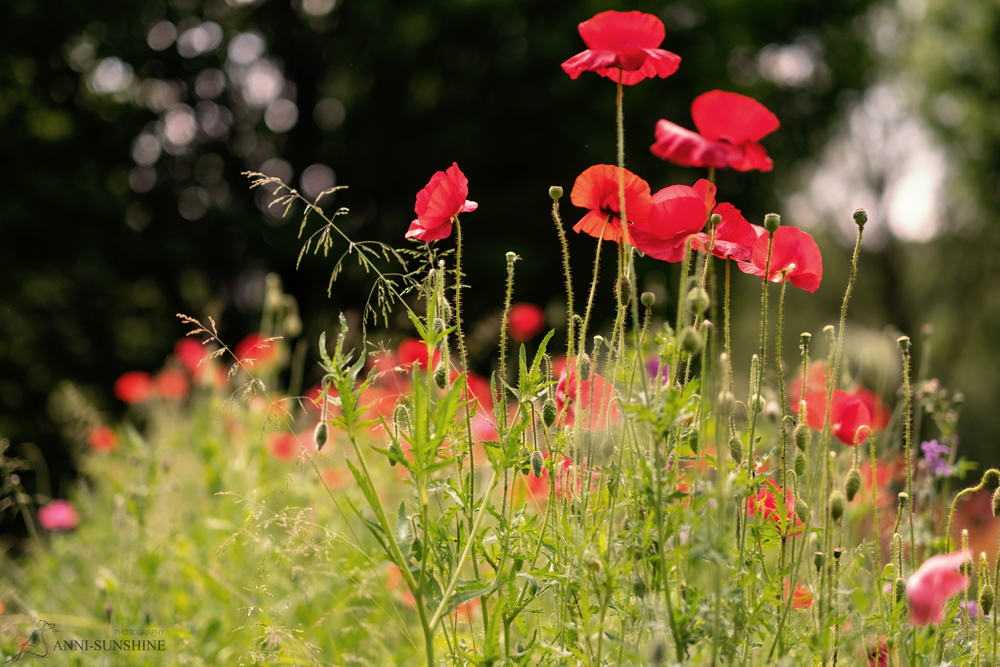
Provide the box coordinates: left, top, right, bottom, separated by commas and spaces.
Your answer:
155, 368, 190, 400
569, 165, 653, 243
651, 90, 779, 171
508, 303, 546, 342
788, 362, 829, 405
907, 549, 971, 625
784, 580, 814, 609
866, 637, 890, 667
738, 226, 823, 293
87, 426, 118, 453
38, 499, 79, 531
268, 433, 301, 462
745, 479, 803, 537
398, 338, 441, 370
235, 333, 278, 367
794, 390, 873, 446
853, 387, 890, 431
174, 337, 208, 374
561, 10, 681, 85
113, 371, 154, 404
555, 358, 617, 430
405, 163, 477, 242
630, 179, 715, 262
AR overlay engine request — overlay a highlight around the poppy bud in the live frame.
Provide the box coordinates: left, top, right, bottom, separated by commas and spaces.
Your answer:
729, 436, 744, 465
578, 353, 592, 379
718, 390, 734, 410
681, 326, 702, 355
505, 251, 517, 265
687, 287, 709, 315
433, 317, 446, 334
794, 450, 807, 477
515, 641, 526, 656
981, 583, 995, 617
617, 275, 632, 306
829, 490, 845, 522
795, 498, 810, 524
960, 560, 973, 577
751, 394, 766, 413
897, 335, 910, 352
993, 487, 1000, 518
764, 213, 781, 234
853, 208, 868, 227
898, 492, 909, 507
542, 398, 557, 427
313, 421, 329, 451
710, 213, 722, 227
632, 577, 647, 598
434, 361, 447, 389
894, 579, 906, 604
845, 468, 862, 502
814, 552, 825, 571
641, 291, 656, 308
649, 639, 667, 667
602, 437, 615, 458
441, 300, 453, 323
388, 441, 399, 467
549, 185, 563, 200
794, 423, 809, 451
530, 450, 544, 478
883, 563, 895, 581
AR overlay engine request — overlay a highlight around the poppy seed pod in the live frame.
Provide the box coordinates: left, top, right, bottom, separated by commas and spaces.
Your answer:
434, 361, 448, 389
823, 325, 835, 344
898, 492, 909, 507
814, 552, 825, 571
505, 251, 517, 265
549, 185, 563, 200
617, 275, 632, 306
681, 326, 702, 355
845, 468, 862, 502
981, 583, 995, 617
542, 398, 557, 427
729, 436, 744, 465
853, 208, 867, 227
641, 291, 655, 307
710, 213, 722, 227
800, 331, 811, 345
794, 450, 807, 477
763, 213, 781, 234
992, 486, 1000, 517
313, 421, 329, 451
795, 498, 810, 524
578, 353, 592, 379
829, 490, 845, 522
530, 450, 544, 478
593, 335, 605, 350
897, 335, 910, 352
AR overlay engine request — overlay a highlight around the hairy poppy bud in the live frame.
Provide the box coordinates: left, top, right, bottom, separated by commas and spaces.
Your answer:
549, 185, 563, 200
687, 287, 709, 315
718, 391, 735, 411
434, 361, 447, 389
845, 468, 862, 502
681, 326, 702, 355
764, 213, 781, 234
388, 441, 399, 467
433, 317, 446, 334
641, 291, 656, 307
894, 579, 906, 604
602, 437, 615, 458
853, 208, 867, 227
632, 578, 647, 598
794, 450, 807, 477
542, 398, 557, 427
313, 421, 329, 451
441, 300, 453, 323
883, 563, 895, 581
794, 423, 809, 451
795, 498, 810, 524
617, 275, 632, 306
730, 436, 744, 465
578, 353, 592, 379
897, 335, 910, 352
530, 450, 544, 478
814, 552, 825, 571
992, 487, 1000, 517
506, 251, 517, 265
981, 583, 995, 617
960, 560, 973, 577
829, 490, 845, 522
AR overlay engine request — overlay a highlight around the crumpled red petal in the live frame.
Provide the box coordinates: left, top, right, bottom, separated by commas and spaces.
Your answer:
650, 119, 743, 168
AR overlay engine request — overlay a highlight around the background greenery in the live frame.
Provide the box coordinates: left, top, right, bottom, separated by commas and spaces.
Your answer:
2, 0, 993, 530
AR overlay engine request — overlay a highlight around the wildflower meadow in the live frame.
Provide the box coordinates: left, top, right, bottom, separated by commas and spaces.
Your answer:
3, 7, 999, 667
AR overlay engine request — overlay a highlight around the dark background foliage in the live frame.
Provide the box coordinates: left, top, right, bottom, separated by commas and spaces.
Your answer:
7, 0, 992, 524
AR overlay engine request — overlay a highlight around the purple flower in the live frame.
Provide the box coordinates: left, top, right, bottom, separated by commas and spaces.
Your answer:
961, 600, 979, 619
646, 356, 670, 384
922, 440, 951, 477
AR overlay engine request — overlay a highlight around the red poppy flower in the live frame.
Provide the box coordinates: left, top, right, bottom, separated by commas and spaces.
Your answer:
508, 303, 546, 342
784, 580, 814, 610
699, 202, 764, 262
87, 426, 118, 453
268, 432, 302, 462
651, 90, 779, 172
174, 338, 208, 374
398, 338, 441, 370
853, 387, 890, 431
113, 371, 154, 404
794, 390, 873, 446
745, 479, 804, 537
738, 226, 823, 293
555, 358, 617, 430
630, 179, 715, 262
155, 368, 190, 400
235, 333, 278, 366
866, 637, 890, 667
405, 163, 478, 242
561, 10, 681, 85
570, 165, 653, 243
789, 361, 829, 405
907, 550, 972, 625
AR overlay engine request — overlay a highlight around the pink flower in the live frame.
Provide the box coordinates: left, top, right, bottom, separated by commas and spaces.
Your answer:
38, 499, 79, 531
906, 549, 972, 625
405, 163, 478, 242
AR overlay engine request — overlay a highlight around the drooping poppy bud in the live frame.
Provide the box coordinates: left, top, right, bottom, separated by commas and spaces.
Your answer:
992, 487, 1000, 517
530, 450, 544, 478
794, 450, 807, 477
434, 361, 447, 389
730, 436, 744, 465
981, 583, 995, 617
313, 421, 329, 451
895, 579, 907, 605
830, 490, 845, 522
795, 498, 810, 524
617, 275, 632, 306
578, 353, 592, 379
845, 468, 862, 502
687, 286, 709, 314
542, 398, 557, 427
793, 424, 810, 452
681, 326, 702, 355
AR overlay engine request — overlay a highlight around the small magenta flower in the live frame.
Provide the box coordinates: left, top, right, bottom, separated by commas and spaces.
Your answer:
906, 549, 972, 625
38, 499, 80, 531
921, 439, 952, 476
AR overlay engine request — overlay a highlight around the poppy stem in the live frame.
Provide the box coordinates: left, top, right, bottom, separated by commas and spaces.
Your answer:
551, 195, 575, 361
869, 431, 885, 645
499, 253, 516, 430
900, 341, 916, 574
776, 278, 789, 573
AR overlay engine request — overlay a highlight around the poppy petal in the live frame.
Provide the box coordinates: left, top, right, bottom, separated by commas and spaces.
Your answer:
691, 90, 780, 144
650, 119, 743, 168
405, 219, 454, 242
578, 10, 665, 50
